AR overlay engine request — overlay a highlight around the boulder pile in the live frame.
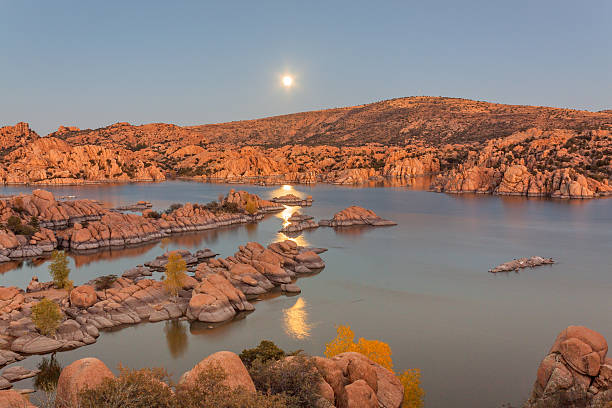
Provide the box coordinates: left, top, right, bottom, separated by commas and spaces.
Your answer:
50, 349, 404, 408
320, 206, 397, 227
524, 326, 612, 407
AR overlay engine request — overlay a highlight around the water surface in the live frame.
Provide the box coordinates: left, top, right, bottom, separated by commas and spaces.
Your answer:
1, 181, 611, 408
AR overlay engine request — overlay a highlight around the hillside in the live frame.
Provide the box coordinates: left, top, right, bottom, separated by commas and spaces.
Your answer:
54, 97, 612, 148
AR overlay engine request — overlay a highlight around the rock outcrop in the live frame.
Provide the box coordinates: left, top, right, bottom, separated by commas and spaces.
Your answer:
0, 190, 279, 264
320, 206, 397, 227
524, 326, 612, 408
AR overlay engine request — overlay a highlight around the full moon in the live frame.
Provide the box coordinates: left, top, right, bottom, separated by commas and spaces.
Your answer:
282, 75, 293, 87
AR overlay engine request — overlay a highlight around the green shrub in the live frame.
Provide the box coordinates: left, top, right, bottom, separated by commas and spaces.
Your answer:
93, 275, 118, 293
7, 215, 37, 237
31, 298, 63, 336
164, 203, 183, 214
239, 340, 286, 369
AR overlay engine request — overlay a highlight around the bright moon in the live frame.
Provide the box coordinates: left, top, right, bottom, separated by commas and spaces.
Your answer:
282, 75, 293, 87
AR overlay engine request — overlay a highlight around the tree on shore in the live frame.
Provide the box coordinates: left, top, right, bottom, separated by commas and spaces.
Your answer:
325, 324, 424, 408
31, 298, 63, 336
49, 250, 72, 290
164, 252, 187, 300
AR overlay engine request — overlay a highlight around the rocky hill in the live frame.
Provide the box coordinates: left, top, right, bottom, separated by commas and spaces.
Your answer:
55, 97, 612, 148
1, 97, 611, 196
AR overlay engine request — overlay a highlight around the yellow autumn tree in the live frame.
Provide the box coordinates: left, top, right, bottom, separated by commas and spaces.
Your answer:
325, 325, 424, 408
244, 197, 258, 215
164, 252, 187, 300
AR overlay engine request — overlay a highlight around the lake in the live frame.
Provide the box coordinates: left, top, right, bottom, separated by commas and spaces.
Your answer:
1, 180, 611, 407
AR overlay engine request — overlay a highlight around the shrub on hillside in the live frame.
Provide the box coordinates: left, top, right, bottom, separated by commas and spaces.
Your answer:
248, 355, 322, 408
78, 364, 296, 408
6, 215, 37, 236
78, 366, 175, 408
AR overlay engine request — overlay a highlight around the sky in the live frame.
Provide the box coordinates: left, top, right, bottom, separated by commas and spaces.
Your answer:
1, 0, 611, 135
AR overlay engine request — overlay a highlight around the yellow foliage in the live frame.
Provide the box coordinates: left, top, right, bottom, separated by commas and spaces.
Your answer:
31, 298, 63, 336
164, 252, 187, 298
245, 197, 258, 215
325, 325, 424, 408
399, 369, 424, 408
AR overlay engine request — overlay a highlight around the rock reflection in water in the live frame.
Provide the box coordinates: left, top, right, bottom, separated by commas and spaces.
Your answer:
283, 297, 311, 340
275, 232, 310, 247
276, 205, 300, 227
164, 319, 189, 358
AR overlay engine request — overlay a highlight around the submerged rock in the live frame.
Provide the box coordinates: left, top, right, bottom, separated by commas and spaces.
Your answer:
489, 256, 554, 273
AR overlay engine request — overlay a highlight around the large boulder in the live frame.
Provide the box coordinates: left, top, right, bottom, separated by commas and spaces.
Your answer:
525, 326, 612, 408
332, 352, 403, 408
70, 285, 98, 308
313, 352, 404, 408
55, 357, 115, 408
549, 326, 608, 376
180, 351, 255, 393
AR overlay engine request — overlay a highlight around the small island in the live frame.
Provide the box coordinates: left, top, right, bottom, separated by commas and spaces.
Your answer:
319, 206, 397, 227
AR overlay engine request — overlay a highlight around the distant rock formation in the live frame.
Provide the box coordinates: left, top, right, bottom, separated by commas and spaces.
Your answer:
2, 97, 611, 194
524, 326, 612, 407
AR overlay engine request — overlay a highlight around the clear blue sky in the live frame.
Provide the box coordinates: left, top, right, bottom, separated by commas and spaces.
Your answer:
2, 1, 611, 135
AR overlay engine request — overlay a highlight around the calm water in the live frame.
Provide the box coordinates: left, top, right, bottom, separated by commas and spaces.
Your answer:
1, 181, 611, 407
